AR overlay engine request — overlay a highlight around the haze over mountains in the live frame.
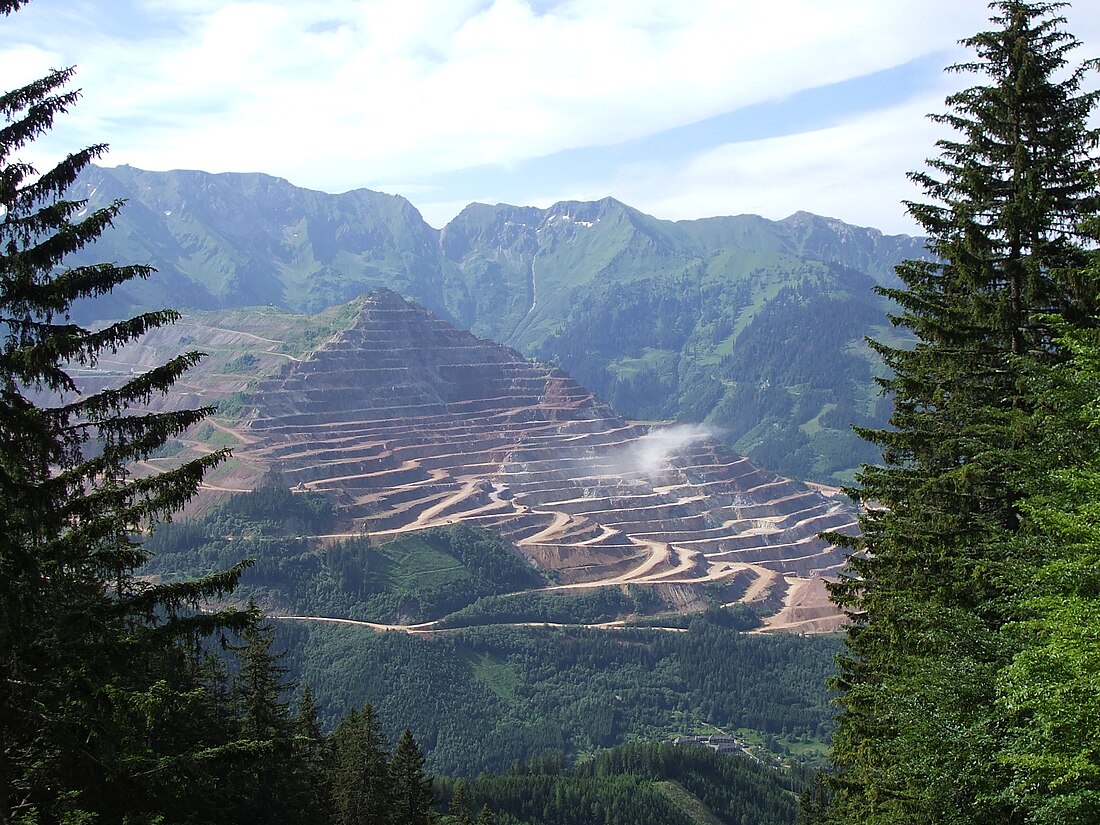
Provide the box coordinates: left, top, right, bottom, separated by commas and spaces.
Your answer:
72, 163, 926, 483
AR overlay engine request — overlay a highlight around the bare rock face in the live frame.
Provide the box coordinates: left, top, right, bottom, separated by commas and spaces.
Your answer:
212, 289, 857, 628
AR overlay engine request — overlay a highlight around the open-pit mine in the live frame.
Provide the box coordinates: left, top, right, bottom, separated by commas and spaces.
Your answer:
89, 289, 857, 633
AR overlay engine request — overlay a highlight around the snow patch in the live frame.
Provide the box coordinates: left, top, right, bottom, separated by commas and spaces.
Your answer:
547, 214, 598, 228
77, 185, 98, 217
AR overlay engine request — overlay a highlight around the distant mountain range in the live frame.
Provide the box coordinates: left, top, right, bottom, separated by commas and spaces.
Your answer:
70, 164, 927, 483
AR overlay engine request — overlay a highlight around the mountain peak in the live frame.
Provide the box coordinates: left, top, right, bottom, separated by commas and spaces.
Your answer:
361, 286, 412, 309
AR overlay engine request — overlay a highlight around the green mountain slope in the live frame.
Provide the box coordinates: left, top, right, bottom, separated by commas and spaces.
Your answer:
439, 741, 810, 824
70, 165, 926, 482
70, 164, 451, 320
140, 484, 838, 786
281, 618, 838, 777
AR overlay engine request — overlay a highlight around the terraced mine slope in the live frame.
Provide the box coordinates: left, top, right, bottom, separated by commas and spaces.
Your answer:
106, 290, 856, 632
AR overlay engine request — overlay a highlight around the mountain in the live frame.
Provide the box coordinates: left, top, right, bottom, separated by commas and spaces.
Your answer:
453, 200, 919, 483
69, 164, 450, 319
69, 164, 927, 483
102, 289, 855, 633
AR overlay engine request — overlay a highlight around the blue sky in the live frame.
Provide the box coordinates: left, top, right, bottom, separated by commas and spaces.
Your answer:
3, 0, 1099, 235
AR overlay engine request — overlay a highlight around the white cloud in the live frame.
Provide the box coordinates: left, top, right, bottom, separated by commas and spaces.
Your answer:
0, 43, 60, 85
7, 2, 989, 167
600, 92, 954, 236
3, 0, 1097, 233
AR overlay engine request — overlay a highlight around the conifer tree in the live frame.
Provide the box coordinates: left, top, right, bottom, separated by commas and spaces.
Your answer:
232, 619, 321, 825
449, 784, 475, 825
235, 616, 293, 741
293, 685, 333, 821
0, 2, 253, 820
392, 728, 437, 825
330, 702, 395, 825
826, 3, 1099, 824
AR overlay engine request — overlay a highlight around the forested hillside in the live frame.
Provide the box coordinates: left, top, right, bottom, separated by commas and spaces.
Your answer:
436, 742, 812, 825
143, 488, 551, 625
279, 619, 838, 777
141, 485, 838, 775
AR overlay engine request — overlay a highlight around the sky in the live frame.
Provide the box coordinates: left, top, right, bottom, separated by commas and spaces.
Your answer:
3, 1, 1100, 236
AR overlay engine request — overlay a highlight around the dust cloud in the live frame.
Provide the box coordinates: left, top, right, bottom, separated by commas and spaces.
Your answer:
605, 423, 717, 479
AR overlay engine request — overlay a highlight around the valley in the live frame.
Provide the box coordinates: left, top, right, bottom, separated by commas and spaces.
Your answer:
58, 175, 866, 792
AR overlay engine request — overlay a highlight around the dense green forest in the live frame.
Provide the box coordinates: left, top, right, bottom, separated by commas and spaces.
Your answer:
279, 619, 839, 776
818, 3, 1100, 824
139, 485, 835, 779
436, 741, 812, 825
141, 485, 838, 775
539, 267, 892, 482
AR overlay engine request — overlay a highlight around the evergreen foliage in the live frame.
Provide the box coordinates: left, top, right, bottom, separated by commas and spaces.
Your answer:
448, 784, 475, 825
229, 619, 331, 825
0, 10, 272, 820
330, 702, 395, 825
995, 312, 1100, 824
392, 728, 438, 825
439, 741, 808, 825
0, 7, 362, 822
293, 685, 334, 821
143, 499, 547, 623
824, 3, 1100, 823
537, 265, 891, 483
283, 620, 839, 777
